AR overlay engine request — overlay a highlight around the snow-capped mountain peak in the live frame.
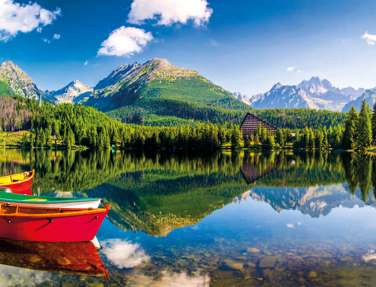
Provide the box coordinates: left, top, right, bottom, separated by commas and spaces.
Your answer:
45, 80, 93, 104
250, 77, 365, 111
342, 88, 376, 112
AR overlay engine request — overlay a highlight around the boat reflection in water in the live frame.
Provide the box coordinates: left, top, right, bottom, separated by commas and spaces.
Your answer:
0, 239, 108, 277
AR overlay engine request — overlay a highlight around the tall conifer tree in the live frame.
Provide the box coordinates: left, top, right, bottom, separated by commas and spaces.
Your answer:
356, 100, 372, 152
342, 107, 358, 150
372, 102, 376, 145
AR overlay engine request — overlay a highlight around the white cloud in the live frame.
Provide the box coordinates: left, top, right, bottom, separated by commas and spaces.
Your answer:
286, 223, 295, 229
286, 66, 302, 73
362, 32, 376, 46
0, 0, 60, 41
127, 270, 210, 287
155, 271, 210, 287
128, 0, 212, 26
42, 33, 60, 44
101, 239, 150, 269
98, 26, 153, 57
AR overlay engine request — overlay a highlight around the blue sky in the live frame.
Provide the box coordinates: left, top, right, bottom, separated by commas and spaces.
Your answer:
1, 0, 376, 95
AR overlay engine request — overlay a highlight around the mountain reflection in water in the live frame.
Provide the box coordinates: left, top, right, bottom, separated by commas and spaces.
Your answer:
1, 149, 376, 286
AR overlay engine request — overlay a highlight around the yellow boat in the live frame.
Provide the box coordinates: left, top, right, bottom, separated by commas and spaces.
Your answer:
0, 170, 34, 194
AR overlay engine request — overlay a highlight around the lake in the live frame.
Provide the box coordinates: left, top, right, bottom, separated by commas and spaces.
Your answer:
0, 149, 376, 286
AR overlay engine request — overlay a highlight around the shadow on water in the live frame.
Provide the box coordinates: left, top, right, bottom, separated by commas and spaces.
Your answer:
1, 149, 376, 286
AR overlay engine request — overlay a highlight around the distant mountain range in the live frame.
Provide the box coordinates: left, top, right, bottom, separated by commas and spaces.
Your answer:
342, 88, 376, 112
0, 59, 375, 119
250, 77, 365, 111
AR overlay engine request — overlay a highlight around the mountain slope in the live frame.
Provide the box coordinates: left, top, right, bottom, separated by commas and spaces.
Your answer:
45, 80, 93, 104
85, 58, 247, 124
342, 88, 376, 112
0, 61, 42, 99
297, 77, 363, 110
251, 77, 363, 111
251, 83, 318, 109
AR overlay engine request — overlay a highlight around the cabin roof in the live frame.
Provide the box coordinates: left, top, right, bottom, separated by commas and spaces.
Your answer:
240, 112, 277, 130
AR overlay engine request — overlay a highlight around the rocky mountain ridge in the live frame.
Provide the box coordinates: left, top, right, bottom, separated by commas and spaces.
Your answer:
250, 77, 364, 111
0, 61, 42, 99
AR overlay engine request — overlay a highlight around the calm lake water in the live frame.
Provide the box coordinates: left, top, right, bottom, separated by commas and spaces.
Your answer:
1, 149, 376, 286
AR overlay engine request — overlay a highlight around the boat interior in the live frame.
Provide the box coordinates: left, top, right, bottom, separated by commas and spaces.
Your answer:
0, 171, 34, 185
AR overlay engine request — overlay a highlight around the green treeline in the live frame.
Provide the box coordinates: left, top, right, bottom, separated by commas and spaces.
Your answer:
342, 101, 376, 152
254, 109, 346, 129
244, 100, 376, 152
2, 95, 374, 152
29, 103, 240, 151
243, 124, 344, 150
27, 101, 376, 152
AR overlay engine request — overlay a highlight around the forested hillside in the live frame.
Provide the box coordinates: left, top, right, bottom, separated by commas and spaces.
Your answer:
255, 109, 346, 129
0, 96, 32, 131
29, 101, 240, 151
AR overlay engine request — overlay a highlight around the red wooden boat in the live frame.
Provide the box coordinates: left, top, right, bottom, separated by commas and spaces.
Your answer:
0, 239, 108, 276
0, 203, 110, 242
0, 170, 34, 195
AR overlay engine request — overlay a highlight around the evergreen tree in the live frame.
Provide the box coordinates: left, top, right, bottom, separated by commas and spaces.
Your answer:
342, 107, 358, 150
372, 102, 376, 145
342, 154, 358, 194
64, 128, 75, 149
372, 160, 376, 197
275, 129, 286, 148
264, 134, 275, 149
230, 127, 241, 149
356, 100, 373, 152
357, 156, 372, 201
315, 130, 324, 149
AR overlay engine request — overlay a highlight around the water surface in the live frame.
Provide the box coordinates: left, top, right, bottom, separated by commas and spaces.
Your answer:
1, 149, 376, 286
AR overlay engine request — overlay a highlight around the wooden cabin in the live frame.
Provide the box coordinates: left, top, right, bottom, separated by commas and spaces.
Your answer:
240, 113, 276, 137
240, 156, 277, 184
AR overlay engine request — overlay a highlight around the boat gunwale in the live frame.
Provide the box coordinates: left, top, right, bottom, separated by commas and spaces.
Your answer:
0, 192, 101, 204
0, 204, 110, 218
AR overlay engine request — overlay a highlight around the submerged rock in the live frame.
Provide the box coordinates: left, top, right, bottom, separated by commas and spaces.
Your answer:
259, 256, 278, 268
247, 247, 260, 254
308, 271, 318, 279
223, 259, 245, 272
